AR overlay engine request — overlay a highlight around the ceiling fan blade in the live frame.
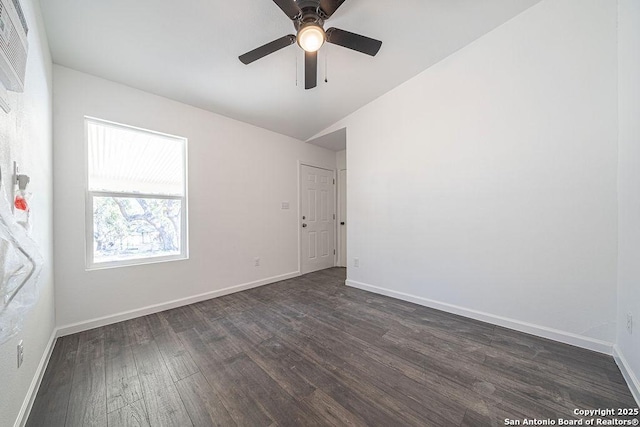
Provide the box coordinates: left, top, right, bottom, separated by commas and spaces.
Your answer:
319, 0, 347, 18
305, 51, 317, 90
239, 35, 296, 65
326, 28, 382, 56
272, 0, 301, 19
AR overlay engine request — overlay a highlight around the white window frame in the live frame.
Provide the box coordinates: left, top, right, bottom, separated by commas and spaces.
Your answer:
84, 117, 189, 270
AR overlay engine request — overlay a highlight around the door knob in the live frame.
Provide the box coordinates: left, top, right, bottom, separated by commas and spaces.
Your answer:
340, 222, 345, 225
302, 223, 307, 228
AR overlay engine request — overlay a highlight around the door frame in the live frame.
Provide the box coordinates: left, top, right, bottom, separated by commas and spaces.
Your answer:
298, 161, 337, 274
337, 168, 347, 267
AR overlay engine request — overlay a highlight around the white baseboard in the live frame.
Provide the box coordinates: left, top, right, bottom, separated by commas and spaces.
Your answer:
57, 271, 301, 337
613, 345, 640, 406
14, 328, 57, 427
346, 279, 614, 355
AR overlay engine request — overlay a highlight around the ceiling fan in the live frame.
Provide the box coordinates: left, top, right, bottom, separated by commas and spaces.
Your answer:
239, 0, 382, 90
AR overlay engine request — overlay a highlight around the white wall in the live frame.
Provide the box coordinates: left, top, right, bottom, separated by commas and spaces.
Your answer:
322, 0, 619, 350
0, 0, 55, 424
53, 66, 336, 328
336, 150, 346, 171
616, 0, 640, 402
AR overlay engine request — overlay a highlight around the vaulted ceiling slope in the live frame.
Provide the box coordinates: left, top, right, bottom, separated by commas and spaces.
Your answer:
40, 0, 540, 140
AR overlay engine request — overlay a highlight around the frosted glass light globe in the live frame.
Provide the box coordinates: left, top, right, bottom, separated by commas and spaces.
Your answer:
297, 25, 325, 52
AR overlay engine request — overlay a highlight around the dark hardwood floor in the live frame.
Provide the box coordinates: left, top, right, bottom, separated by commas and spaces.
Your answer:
27, 268, 637, 426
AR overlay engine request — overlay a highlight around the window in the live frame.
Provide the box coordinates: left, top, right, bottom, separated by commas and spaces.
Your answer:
85, 117, 188, 269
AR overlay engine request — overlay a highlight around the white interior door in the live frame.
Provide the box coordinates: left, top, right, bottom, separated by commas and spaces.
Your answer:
300, 165, 335, 274
338, 169, 347, 267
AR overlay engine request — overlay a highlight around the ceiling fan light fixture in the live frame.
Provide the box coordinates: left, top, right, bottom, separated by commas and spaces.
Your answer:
297, 25, 325, 52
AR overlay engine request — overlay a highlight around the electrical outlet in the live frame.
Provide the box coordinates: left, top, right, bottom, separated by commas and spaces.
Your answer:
254, 257, 260, 267
353, 257, 359, 268
17, 340, 24, 368
627, 313, 633, 335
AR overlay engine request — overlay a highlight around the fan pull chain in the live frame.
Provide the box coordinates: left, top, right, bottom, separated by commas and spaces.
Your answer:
324, 49, 328, 83
295, 53, 299, 87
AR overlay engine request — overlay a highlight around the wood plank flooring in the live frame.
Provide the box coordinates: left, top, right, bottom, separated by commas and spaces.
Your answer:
27, 268, 638, 426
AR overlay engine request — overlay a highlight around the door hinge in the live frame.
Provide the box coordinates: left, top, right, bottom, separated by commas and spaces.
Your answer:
334, 249, 336, 255
333, 214, 335, 220
333, 179, 335, 184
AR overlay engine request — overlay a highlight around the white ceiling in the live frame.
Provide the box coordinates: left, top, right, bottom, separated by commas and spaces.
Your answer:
39, 0, 540, 141
307, 127, 346, 151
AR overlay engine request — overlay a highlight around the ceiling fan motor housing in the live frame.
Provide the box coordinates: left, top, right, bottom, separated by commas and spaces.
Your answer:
294, 1, 325, 31
296, 0, 322, 14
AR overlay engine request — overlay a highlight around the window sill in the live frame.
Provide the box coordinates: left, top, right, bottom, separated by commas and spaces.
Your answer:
85, 253, 189, 271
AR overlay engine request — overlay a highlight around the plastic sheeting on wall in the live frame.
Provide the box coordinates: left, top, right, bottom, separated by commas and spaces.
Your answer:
0, 178, 43, 344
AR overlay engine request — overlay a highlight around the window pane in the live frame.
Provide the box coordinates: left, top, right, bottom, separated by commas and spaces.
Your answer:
92, 196, 182, 264
87, 120, 185, 196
